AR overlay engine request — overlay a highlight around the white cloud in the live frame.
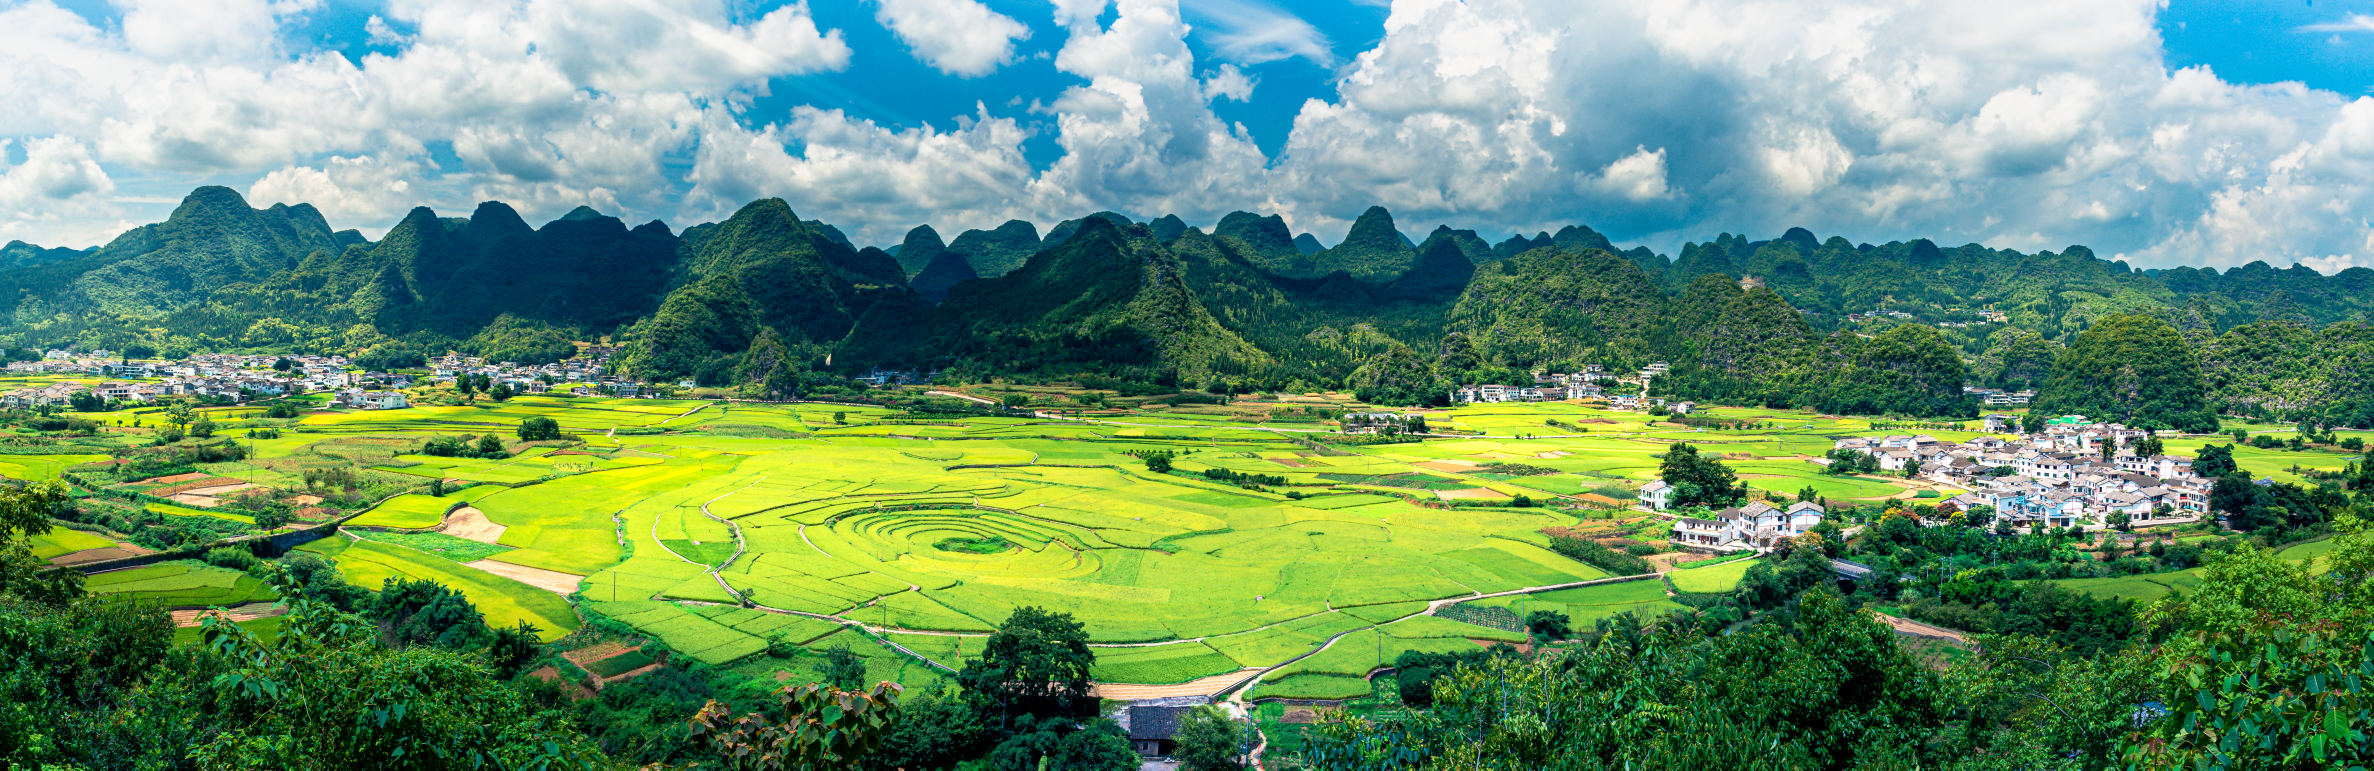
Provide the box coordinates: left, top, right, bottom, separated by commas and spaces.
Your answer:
1201, 63, 1254, 101
874, 0, 1030, 77
1584, 146, 1671, 202
9, 0, 2374, 273
0, 135, 116, 245
116, 0, 317, 64
248, 153, 423, 228
2299, 14, 2374, 33
1180, 0, 1332, 66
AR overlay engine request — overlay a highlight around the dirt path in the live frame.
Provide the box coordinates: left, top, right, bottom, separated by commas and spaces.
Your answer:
658, 402, 714, 426
1092, 669, 1266, 700
438, 506, 506, 544
1878, 614, 1971, 645
464, 560, 584, 594
925, 390, 998, 405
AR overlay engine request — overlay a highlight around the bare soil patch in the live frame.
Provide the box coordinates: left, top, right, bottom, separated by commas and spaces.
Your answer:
1434, 488, 1507, 500
1280, 708, 1319, 724
464, 559, 583, 594
1090, 669, 1263, 700
1414, 461, 1480, 473
438, 506, 507, 544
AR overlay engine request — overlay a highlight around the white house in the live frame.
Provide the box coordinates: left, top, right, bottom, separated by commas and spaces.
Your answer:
1639, 480, 1672, 510
354, 391, 408, 410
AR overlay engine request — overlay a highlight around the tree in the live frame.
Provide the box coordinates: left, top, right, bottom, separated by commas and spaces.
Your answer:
455, 375, 477, 401
822, 645, 866, 691
189, 416, 216, 438
984, 716, 1140, 771
686, 680, 906, 771
488, 383, 513, 402
189, 567, 606, 768
958, 606, 1095, 729
1144, 453, 1172, 474
517, 416, 562, 441
1173, 705, 1249, 771
1524, 609, 1572, 640
0, 482, 81, 603
2194, 443, 2237, 476
2031, 313, 2218, 432
1660, 442, 1746, 508
475, 434, 506, 458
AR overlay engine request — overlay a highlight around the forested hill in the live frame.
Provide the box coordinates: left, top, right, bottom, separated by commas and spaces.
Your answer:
7, 186, 2374, 423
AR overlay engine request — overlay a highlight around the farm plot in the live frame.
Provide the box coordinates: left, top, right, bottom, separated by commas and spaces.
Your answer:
85, 561, 278, 607
31, 527, 115, 559
1088, 642, 1243, 684
584, 600, 768, 666
298, 538, 578, 640
347, 494, 459, 529
0, 454, 110, 481
1669, 557, 1760, 594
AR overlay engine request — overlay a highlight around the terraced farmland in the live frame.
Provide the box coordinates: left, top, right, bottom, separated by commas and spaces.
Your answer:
58, 395, 1959, 692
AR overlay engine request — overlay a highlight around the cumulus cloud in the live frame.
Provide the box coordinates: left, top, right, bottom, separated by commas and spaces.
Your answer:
874, 0, 1031, 77
9, 0, 2374, 271
248, 153, 422, 227
1583, 146, 1672, 202
0, 135, 116, 244
1201, 63, 1255, 102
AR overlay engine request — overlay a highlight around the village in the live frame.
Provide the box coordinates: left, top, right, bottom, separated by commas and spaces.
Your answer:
0, 346, 637, 411
1639, 415, 2214, 553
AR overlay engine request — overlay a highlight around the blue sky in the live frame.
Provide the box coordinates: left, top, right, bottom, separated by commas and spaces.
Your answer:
2162, 0, 2374, 96
5, 0, 2374, 270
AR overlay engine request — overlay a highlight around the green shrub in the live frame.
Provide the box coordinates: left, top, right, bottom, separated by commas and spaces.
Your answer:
204, 546, 261, 571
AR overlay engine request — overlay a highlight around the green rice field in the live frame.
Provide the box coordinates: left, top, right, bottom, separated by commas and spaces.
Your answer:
30, 527, 114, 559
83, 562, 278, 607
61, 395, 1982, 683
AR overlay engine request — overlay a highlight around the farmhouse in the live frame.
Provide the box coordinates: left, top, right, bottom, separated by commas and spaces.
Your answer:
334, 390, 409, 410
1638, 480, 1672, 510
1671, 500, 1828, 551
1127, 705, 1192, 757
